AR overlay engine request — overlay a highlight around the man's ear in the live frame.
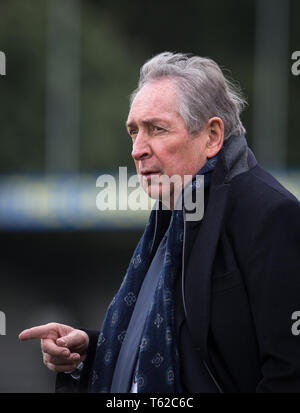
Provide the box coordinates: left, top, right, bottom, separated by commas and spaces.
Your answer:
205, 117, 224, 158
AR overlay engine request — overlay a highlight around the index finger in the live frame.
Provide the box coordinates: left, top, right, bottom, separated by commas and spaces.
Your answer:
19, 324, 57, 341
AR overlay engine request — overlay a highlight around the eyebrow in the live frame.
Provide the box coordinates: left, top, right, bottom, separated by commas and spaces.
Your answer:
125, 118, 170, 129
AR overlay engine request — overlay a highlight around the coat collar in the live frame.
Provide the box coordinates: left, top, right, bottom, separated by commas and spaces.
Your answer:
211, 134, 255, 186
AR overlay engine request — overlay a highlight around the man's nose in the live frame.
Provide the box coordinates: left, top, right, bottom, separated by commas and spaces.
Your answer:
131, 133, 152, 161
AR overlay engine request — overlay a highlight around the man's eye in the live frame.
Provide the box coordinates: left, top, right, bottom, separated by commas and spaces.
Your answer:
129, 129, 138, 137
153, 126, 165, 133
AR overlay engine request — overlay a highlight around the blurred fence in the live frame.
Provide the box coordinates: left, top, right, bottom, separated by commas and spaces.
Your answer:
0, 171, 153, 231
0, 170, 299, 232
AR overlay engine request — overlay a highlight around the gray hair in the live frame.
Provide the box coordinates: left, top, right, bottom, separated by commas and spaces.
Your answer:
130, 52, 247, 139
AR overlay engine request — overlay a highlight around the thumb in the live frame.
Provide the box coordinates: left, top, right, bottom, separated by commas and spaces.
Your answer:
56, 329, 88, 351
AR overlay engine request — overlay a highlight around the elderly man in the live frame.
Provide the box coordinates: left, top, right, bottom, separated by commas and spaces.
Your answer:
19, 52, 300, 393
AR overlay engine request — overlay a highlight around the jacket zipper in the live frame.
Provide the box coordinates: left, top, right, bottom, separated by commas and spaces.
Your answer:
181, 211, 223, 394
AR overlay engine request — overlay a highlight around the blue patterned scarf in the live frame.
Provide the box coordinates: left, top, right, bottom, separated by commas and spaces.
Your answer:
90, 157, 217, 393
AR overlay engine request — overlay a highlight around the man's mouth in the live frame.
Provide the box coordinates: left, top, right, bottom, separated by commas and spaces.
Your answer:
140, 170, 161, 178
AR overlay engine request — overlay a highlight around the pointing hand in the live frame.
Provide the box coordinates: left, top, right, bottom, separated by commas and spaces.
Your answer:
19, 322, 89, 372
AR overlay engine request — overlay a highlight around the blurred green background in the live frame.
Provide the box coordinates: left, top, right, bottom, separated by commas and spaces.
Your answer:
0, 0, 299, 392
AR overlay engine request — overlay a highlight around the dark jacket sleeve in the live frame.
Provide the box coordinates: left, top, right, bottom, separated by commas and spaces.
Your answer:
55, 329, 99, 393
244, 198, 300, 392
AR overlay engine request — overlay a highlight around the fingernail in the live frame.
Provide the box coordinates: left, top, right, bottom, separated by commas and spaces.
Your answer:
57, 339, 67, 346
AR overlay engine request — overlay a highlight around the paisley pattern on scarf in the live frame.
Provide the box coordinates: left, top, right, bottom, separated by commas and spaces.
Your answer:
90, 157, 217, 393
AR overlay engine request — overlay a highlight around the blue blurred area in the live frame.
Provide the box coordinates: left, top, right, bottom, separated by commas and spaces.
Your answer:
0, 172, 150, 231
0, 170, 299, 231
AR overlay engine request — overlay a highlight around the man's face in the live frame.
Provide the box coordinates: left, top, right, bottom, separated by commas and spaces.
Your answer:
126, 78, 210, 206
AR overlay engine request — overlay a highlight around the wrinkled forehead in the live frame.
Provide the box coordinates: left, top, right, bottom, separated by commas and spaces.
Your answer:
127, 78, 180, 123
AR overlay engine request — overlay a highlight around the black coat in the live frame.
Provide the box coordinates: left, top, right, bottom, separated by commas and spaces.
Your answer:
56, 137, 300, 393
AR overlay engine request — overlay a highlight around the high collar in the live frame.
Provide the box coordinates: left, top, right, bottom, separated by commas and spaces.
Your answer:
211, 135, 257, 186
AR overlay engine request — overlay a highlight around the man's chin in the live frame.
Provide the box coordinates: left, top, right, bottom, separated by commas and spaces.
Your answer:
144, 184, 162, 201
144, 184, 174, 209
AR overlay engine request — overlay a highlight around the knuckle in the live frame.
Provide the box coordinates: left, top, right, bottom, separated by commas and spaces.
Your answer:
48, 364, 56, 372
46, 322, 58, 329
78, 330, 86, 339
48, 355, 57, 365
40, 341, 47, 353
77, 330, 88, 344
